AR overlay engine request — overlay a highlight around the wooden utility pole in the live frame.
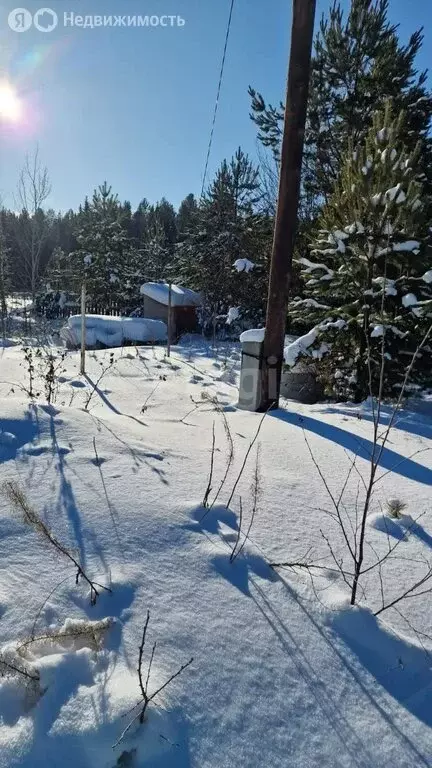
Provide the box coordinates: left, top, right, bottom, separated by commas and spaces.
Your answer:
258, 0, 316, 411
80, 281, 86, 375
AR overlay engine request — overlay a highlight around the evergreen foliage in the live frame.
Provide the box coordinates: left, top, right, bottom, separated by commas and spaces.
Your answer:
289, 104, 432, 400
250, 0, 432, 213
177, 148, 270, 329
70, 182, 141, 308
0, 209, 11, 337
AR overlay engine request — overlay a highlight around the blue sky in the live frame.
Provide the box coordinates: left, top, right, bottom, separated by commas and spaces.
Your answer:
0, 0, 430, 212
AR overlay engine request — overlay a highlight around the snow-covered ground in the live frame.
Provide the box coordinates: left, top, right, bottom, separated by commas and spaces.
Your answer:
0, 337, 431, 767
5, 295, 33, 314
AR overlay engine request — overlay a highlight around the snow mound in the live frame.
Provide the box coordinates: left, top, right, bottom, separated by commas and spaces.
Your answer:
60, 315, 167, 348
0, 431, 16, 446
140, 282, 201, 307
239, 328, 265, 343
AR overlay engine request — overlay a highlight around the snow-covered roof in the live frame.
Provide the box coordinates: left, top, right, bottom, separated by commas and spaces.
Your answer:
140, 282, 202, 307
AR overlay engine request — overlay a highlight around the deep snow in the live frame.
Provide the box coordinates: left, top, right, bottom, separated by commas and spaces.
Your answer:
0, 338, 431, 767
60, 315, 167, 349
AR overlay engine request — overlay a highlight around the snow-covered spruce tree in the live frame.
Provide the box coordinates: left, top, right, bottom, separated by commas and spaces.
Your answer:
289, 104, 432, 401
141, 221, 174, 283
249, 0, 432, 213
71, 183, 141, 309
177, 193, 198, 241
45, 246, 78, 294
176, 148, 270, 330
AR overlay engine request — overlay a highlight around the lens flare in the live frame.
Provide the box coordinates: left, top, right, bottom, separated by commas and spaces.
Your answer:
0, 80, 22, 122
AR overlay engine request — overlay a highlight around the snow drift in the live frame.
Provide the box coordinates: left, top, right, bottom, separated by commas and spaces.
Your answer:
60, 314, 167, 348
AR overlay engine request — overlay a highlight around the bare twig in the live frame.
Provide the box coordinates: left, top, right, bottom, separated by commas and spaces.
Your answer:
141, 382, 160, 413
374, 564, 432, 616
209, 399, 235, 508
303, 432, 356, 564
113, 612, 193, 749
85, 352, 115, 410
30, 572, 73, 640
230, 496, 244, 563
5, 481, 111, 605
231, 444, 261, 562
202, 421, 216, 509
226, 410, 268, 510
17, 619, 112, 654
0, 654, 40, 682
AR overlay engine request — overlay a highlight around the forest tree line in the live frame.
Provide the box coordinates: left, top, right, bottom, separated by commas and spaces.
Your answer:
1, 0, 432, 400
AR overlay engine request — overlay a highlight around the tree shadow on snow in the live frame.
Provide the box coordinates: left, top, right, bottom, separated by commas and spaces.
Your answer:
0, 408, 39, 464
408, 522, 432, 548
251, 575, 431, 768
211, 551, 277, 596
185, 505, 277, 596
330, 606, 432, 729
318, 400, 432, 442
371, 514, 432, 548
186, 504, 238, 535
12, 688, 191, 768
87, 412, 169, 485
271, 409, 432, 486
71, 580, 136, 625
84, 374, 150, 431
46, 409, 88, 568
368, 514, 408, 541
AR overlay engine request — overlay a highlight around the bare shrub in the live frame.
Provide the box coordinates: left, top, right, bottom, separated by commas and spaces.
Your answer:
85, 352, 115, 410
271, 323, 432, 627
113, 611, 193, 749
4, 481, 111, 605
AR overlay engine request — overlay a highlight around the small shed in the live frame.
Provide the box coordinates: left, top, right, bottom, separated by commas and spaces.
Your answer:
140, 282, 202, 340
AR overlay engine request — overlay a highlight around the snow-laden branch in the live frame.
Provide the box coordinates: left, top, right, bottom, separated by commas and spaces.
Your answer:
284, 318, 347, 367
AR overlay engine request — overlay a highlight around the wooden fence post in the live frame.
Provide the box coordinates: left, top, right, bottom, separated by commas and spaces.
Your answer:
167, 282, 172, 357
80, 281, 86, 375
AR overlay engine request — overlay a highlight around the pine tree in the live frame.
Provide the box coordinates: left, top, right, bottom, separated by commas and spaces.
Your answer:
46, 246, 78, 293
177, 194, 198, 240
289, 104, 432, 401
130, 198, 151, 243
151, 198, 178, 247
71, 183, 140, 309
177, 148, 270, 329
142, 222, 173, 282
250, 0, 432, 213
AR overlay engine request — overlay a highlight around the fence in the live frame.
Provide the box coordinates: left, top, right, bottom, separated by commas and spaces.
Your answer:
35, 301, 139, 320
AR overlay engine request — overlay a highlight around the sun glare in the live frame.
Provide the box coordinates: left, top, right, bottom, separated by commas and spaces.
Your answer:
0, 81, 22, 122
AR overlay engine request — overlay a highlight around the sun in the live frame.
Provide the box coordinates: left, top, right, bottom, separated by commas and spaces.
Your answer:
0, 81, 22, 122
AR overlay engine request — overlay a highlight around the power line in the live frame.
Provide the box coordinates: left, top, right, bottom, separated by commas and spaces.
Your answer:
200, 0, 236, 199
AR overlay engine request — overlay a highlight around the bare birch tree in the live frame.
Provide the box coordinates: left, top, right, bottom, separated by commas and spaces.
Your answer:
15, 147, 51, 301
